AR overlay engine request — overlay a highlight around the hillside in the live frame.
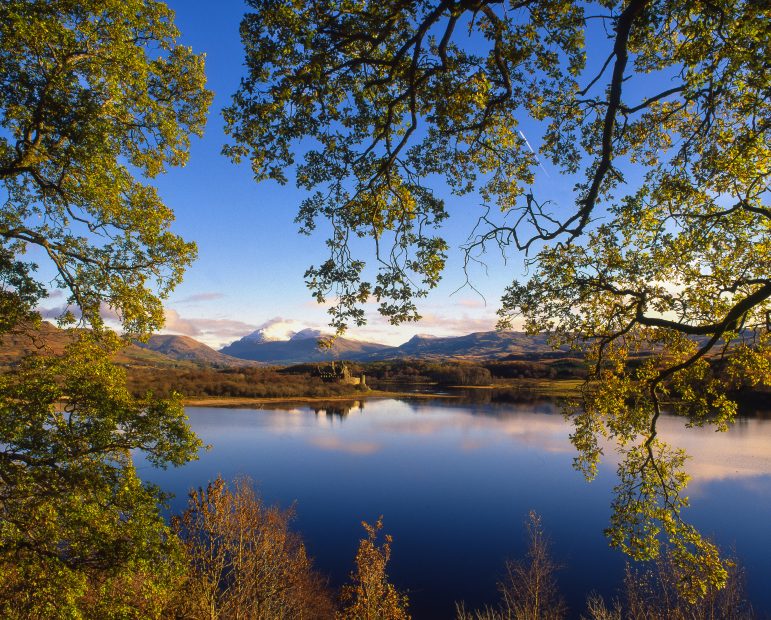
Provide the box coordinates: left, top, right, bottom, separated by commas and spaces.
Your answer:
220, 334, 390, 364
137, 334, 259, 367
0, 322, 196, 369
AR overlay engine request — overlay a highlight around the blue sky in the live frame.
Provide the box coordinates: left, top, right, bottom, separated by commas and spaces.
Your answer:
129, 0, 545, 347
16, 1, 694, 348
33, 0, 665, 349
23, 1, 644, 348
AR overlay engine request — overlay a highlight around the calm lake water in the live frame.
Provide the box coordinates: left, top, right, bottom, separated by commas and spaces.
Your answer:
137, 396, 771, 619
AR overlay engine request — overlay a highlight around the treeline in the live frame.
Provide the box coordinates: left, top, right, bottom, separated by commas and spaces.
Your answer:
365, 359, 586, 385
125, 366, 365, 399
129, 358, 588, 399
280, 360, 496, 387
120, 355, 771, 402
298, 358, 587, 386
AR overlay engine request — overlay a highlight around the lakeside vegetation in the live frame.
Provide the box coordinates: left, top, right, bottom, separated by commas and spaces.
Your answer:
6, 472, 755, 618
121, 359, 588, 403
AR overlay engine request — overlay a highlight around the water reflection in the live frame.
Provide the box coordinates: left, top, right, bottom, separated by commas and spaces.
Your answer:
137, 397, 771, 619
311, 401, 363, 421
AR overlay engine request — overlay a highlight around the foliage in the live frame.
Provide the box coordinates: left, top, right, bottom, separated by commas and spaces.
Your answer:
457, 511, 565, 620
584, 550, 754, 620
0, 333, 200, 618
171, 475, 334, 619
357, 359, 499, 385
227, 0, 770, 595
338, 517, 410, 620
0, 0, 211, 614
0, 247, 45, 334
0, 0, 211, 336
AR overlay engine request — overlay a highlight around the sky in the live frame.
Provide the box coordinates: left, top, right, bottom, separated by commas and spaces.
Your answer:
34, 1, 622, 349
133, 0, 543, 348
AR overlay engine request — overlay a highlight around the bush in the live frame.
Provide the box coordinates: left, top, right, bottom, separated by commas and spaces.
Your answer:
171, 476, 334, 619
338, 517, 411, 620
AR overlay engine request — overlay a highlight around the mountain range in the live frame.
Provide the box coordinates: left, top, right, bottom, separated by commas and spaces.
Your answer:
216, 329, 569, 365
1, 322, 570, 368
136, 334, 260, 367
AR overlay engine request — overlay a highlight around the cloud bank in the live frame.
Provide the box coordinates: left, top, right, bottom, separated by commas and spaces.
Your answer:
162, 309, 258, 347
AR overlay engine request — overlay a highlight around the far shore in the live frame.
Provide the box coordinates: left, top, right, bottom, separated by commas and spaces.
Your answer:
183, 389, 456, 408
183, 379, 584, 408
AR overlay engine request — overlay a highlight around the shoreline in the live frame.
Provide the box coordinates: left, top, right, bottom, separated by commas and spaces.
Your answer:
183, 389, 457, 408
182, 379, 585, 408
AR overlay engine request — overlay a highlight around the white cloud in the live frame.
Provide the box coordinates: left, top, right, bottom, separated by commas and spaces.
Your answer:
417, 312, 496, 333
38, 301, 121, 322
351, 309, 502, 345
162, 309, 258, 347
455, 297, 487, 309
175, 292, 226, 304
248, 317, 309, 341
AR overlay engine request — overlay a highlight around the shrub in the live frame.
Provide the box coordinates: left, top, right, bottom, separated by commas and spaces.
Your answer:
171, 476, 334, 619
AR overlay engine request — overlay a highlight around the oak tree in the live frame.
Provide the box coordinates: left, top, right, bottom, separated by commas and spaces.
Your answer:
226, 0, 770, 597
0, 0, 210, 335
0, 0, 210, 615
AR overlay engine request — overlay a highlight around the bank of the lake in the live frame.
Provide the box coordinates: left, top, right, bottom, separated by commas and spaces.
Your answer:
182, 378, 584, 407
182, 389, 454, 408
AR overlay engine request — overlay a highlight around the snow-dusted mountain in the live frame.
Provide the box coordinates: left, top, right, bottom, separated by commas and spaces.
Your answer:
220, 328, 573, 364
220, 332, 389, 364
290, 328, 326, 341
242, 319, 329, 344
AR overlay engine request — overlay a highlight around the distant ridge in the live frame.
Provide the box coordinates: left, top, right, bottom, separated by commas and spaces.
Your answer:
138, 334, 260, 367
219, 330, 569, 364
220, 334, 390, 364
360, 331, 569, 361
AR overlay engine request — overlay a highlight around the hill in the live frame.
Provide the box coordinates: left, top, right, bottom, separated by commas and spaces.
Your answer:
137, 334, 259, 367
0, 322, 196, 369
220, 333, 390, 364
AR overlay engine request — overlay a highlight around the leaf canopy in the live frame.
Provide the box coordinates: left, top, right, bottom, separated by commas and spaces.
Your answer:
227, 0, 770, 596
0, 0, 212, 336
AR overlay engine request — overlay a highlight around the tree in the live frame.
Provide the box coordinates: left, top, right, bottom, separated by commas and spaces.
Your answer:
0, 0, 211, 614
456, 512, 566, 620
226, 0, 770, 596
0, 0, 210, 335
171, 476, 334, 619
499, 512, 566, 620
338, 517, 410, 620
0, 335, 199, 618
585, 550, 755, 620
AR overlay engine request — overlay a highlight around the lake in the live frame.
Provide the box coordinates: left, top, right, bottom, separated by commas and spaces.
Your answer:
137, 396, 771, 618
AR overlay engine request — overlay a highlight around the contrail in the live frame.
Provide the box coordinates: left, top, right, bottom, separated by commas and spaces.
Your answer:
519, 130, 550, 178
